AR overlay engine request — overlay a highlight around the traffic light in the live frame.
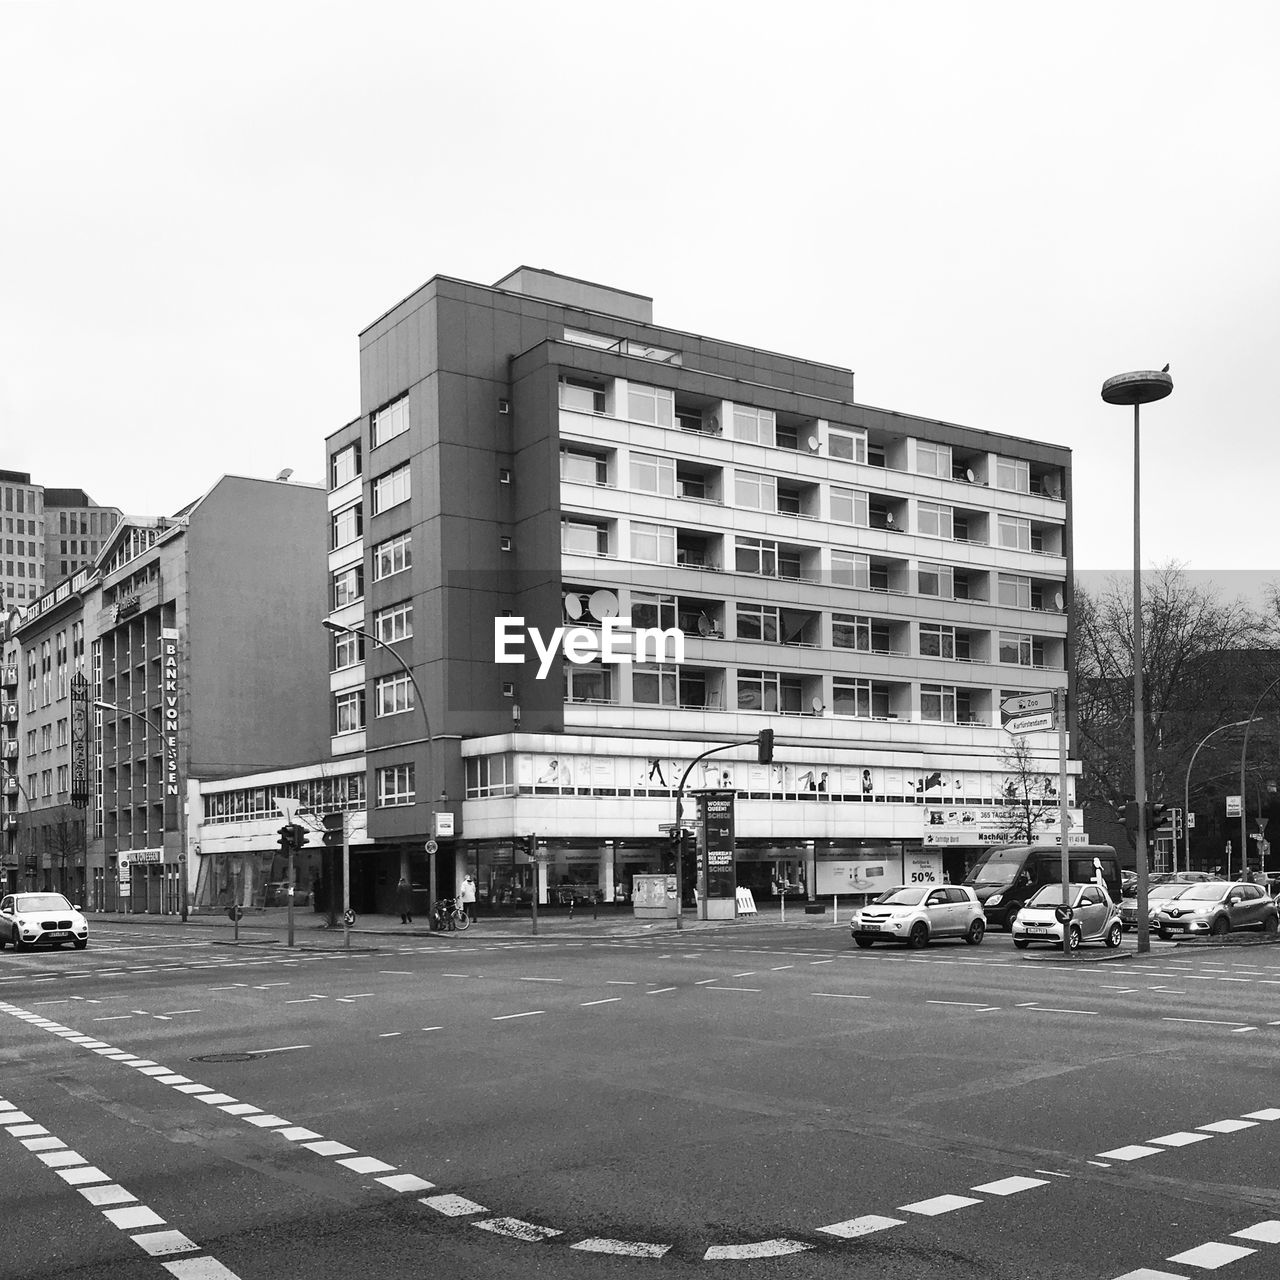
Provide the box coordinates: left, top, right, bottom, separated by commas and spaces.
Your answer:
277, 825, 292, 853
1171, 808, 1183, 840
1116, 799, 1139, 838
287, 823, 307, 851
1148, 800, 1168, 829
321, 812, 344, 848
757, 728, 774, 764
523, 833, 536, 857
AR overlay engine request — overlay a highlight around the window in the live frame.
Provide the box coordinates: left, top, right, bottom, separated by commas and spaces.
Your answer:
917, 502, 953, 539
55, 630, 67, 699
373, 532, 412, 581
833, 678, 888, 718
331, 564, 364, 609
630, 522, 675, 564
828, 428, 867, 463
920, 684, 957, 723
371, 396, 409, 447
375, 672, 414, 717
995, 456, 1031, 493
830, 487, 869, 526
830, 551, 870, 589
562, 519, 609, 556
732, 404, 775, 446
919, 624, 956, 659
632, 664, 679, 706
997, 573, 1032, 609
330, 442, 361, 489
376, 763, 415, 807
626, 382, 674, 428
738, 669, 778, 712
917, 441, 952, 477
56, 718, 68, 747
41, 769, 53, 798
41, 724, 52, 752
918, 562, 954, 599
559, 378, 608, 414
997, 515, 1032, 551
631, 453, 675, 496
735, 471, 777, 512
832, 614, 871, 651
561, 447, 609, 485
333, 629, 364, 670
56, 765, 69, 794
630, 592, 676, 631
25, 729, 35, 757
372, 464, 410, 514
331, 503, 363, 550
735, 537, 777, 577
736, 603, 780, 642
41, 641, 51, 706
999, 632, 1044, 666
374, 601, 413, 644
565, 663, 613, 703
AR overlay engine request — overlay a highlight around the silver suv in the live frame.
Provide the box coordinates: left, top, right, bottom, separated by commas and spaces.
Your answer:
851, 885, 986, 949
1152, 880, 1279, 939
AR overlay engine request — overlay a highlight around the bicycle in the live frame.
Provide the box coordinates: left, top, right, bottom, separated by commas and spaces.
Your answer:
432, 897, 471, 932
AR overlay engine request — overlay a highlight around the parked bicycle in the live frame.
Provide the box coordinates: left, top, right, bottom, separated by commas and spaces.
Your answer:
432, 896, 471, 932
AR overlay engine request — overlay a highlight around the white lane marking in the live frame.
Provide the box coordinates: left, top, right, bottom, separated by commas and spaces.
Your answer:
1232, 1027, 1259, 1034
971, 1176, 1047, 1195
1162, 1017, 1251, 1028
421, 1194, 488, 1217
1033, 1169, 1072, 1178
421, 1026, 443, 1032
694, 979, 719, 985
378, 1174, 434, 1193
1026, 1007, 1098, 1016
1198, 1119, 1258, 1133
1097, 1145, 1164, 1160
810, 959, 834, 965
927, 1000, 991, 1008
518, 977, 563, 983
473, 1217, 562, 1242
581, 998, 622, 1007
378, 1033, 402, 1038
379, 972, 413, 976
1242, 1109, 1280, 1121
275, 1128, 321, 1142
132, 1229, 200, 1258
1149, 1132, 1212, 1147
704, 1240, 812, 1259
899, 1194, 982, 1215
336, 1156, 397, 1174
1166, 1241, 1256, 1268
771, 965, 795, 971
1232, 1221, 1280, 1243
245, 1045, 310, 1054
571, 1238, 670, 1257
817, 1215, 904, 1238
1085, 1161, 1112, 1168
493, 1010, 544, 1021
606, 980, 638, 985
303, 1141, 356, 1157
335, 994, 374, 1002
1102, 987, 1137, 993
813, 993, 870, 1000
709, 987, 763, 993
732, 972, 757, 978
646, 987, 677, 995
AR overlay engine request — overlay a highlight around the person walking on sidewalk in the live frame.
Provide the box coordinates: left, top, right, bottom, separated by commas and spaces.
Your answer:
394, 876, 414, 925
459, 875, 477, 922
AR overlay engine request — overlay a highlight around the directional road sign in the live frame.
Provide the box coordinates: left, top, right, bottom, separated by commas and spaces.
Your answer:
1003, 709, 1056, 735
1000, 691, 1057, 718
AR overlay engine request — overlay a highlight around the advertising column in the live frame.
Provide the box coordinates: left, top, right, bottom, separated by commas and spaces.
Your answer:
699, 791, 736, 921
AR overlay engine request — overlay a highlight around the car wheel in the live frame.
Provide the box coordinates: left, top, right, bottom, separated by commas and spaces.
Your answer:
1105, 922, 1122, 949
1004, 910, 1019, 932
907, 922, 929, 949
1264, 915, 1278, 936
1068, 924, 1082, 951
0, 931, 6, 949
1013, 938, 1030, 949
73, 938, 88, 950
963, 919, 985, 945
13, 928, 27, 952
853, 937, 874, 950
1210, 916, 1230, 938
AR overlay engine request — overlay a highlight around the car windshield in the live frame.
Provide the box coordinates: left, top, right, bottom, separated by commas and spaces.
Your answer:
965, 852, 1027, 886
1176, 883, 1229, 902
873, 887, 928, 906
1026, 884, 1088, 907
1148, 884, 1193, 902
15, 894, 72, 912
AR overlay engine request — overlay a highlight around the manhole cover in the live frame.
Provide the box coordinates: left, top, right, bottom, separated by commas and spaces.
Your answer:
191, 1052, 264, 1064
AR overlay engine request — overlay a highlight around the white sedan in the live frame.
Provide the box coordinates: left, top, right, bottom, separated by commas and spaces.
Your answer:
1012, 883, 1122, 951
0, 892, 89, 951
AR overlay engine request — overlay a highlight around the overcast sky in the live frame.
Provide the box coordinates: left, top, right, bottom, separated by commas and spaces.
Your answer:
3, 1, 1277, 591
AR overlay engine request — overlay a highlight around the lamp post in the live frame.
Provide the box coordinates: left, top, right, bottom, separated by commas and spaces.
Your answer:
322, 620, 438, 926
1240, 675, 1280, 877
1184, 720, 1258, 873
1101, 367, 1173, 955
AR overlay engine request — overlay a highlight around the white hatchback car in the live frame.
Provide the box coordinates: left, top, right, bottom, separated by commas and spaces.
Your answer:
851, 885, 986, 949
1012, 883, 1122, 951
0, 892, 89, 951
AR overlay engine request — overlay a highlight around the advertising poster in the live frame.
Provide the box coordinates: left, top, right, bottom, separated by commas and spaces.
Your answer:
817, 859, 898, 897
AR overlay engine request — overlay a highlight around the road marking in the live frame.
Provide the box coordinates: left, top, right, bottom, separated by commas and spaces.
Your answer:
518, 977, 563, 983
379, 1032, 402, 1038
606, 980, 637, 985
1097, 1145, 1163, 1161
1101, 987, 1137, 993
771, 965, 795, 971
335, 994, 374, 1002
709, 987, 762, 993
899, 1194, 982, 1215
1242, 1109, 1280, 1121
474, 1217, 562, 1242
1167, 1241, 1256, 1268
927, 1000, 990, 1008
1149, 1132, 1212, 1147
694, 978, 719, 985
732, 972, 757, 978
1198, 1119, 1258, 1133
421, 1026, 443, 1032
581, 998, 621, 1007
421, 1194, 488, 1217
817, 1215, 904, 1239
571, 1238, 670, 1257
646, 987, 677, 995
1026, 1007, 1098, 1016
1034, 1169, 1072, 1178
812, 993, 871, 1000
704, 1240, 812, 1259
1163, 1017, 1252, 1028
493, 1011, 544, 1021
971, 1176, 1047, 1195
245, 1045, 310, 1055
379, 971, 413, 975
1233, 1221, 1280, 1243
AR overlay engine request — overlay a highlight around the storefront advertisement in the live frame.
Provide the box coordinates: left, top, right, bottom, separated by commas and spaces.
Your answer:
818, 859, 896, 896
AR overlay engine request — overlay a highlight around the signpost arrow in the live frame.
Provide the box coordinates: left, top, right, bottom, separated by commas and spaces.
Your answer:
1003, 709, 1056, 735
1000, 691, 1057, 717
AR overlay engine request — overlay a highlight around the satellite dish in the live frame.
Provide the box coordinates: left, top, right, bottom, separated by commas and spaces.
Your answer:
1054, 591, 1065, 612
965, 468, 976, 483
276, 468, 294, 481
807, 436, 820, 453
811, 696, 825, 714
563, 593, 583, 620
588, 589, 619, 620
697, 614, 712, 637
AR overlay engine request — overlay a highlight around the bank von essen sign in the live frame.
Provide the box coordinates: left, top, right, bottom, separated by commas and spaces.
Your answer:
162, 627, 180, 827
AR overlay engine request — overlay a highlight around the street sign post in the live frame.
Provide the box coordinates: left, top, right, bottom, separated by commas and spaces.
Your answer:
1003, 710, 1056, 735
1000, 691, 1056, 718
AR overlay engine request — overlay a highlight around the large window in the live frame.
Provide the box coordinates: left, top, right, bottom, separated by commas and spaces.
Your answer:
917, 502, 953, 539
372, 464, 411, 515
830, 551, 870, 589
630, 592, 676, 631
919, 624, 956, 659
918, 562, 953, 599
330, 442, 361, 489
333, 629, 364, 670
630, 452, 675, 496
375, 672, 414, 717
376, 763, 415, 807
373, 532, 412, 581
995, 456, 1031, 493
738, 669, 792, 713
917, 441, 952, 477
334, 689, 365, 734
997, 573, 1032, 609
833, 678, 872, 718
627, 383, 674, 428
832, 613, 871, 650
561, 447, 609, 485
920, 684, 957, 723
374, 601, 413, 644
630, 522, 675, 564
828, 428, 867, 463
997, 515, 1032, 551
331, 564, 364, 609
830, 487, 869, 526
562, 518, 609, 556
331, 503, 363, 550
732, 404, 775, 446
736, 603, 780, 642
632, 664, 679, 706
371, 397, 409, 447
560, 378, 607, 414
999, 632, 1044, 666
735, 471, 777, 512
735, 537, 777, 577
565, 663, 613, 703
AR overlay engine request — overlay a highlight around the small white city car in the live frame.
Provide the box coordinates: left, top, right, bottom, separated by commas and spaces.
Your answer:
850, 885, 986, 949
1012, 883, 1122, 951
0, 892, 89, 951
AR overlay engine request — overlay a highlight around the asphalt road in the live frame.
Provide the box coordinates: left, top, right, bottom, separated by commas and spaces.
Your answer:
3, 920, 1280, 1279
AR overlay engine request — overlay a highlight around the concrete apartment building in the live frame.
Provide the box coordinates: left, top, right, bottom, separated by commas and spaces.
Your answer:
322, 268, 1080, 913
1, 475, 330, 910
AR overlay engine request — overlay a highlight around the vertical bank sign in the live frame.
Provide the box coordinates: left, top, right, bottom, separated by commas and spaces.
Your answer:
162, 627, 180, 830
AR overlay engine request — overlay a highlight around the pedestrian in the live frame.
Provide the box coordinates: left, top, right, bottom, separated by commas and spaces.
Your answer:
460, 874, 477, 920
393, 876, 413, 925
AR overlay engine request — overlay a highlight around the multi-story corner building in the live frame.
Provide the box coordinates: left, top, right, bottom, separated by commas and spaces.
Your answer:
5, 475, 332, 911
324, 267, 1081, 913
0, 471, 122, 608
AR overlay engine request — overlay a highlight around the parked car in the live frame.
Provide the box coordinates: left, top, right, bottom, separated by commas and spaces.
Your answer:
1152, 880, 1279, 939
1012, 883, 1123, 951
850, 885, 986, 949
962, 844, 1123, 931
1119, 881, 1194, 930
0, 892, 89, 951
1149, 871, 1221, 886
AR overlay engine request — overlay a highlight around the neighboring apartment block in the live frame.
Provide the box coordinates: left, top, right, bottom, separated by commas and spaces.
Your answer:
322, 268, 1081, 913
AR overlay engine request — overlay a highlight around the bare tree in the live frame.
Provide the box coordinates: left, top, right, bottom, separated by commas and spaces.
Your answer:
995, 737, 1062, 844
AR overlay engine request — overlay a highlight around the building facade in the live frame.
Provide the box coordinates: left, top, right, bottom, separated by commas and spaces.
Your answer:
322, 268, 1082, 913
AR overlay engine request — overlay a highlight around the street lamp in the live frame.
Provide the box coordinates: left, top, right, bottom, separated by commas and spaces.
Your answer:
1101, 367, 1173, 955
1184, 720, 1258, 873
322, 619, 438, 920
1240, 675, 1280, 877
